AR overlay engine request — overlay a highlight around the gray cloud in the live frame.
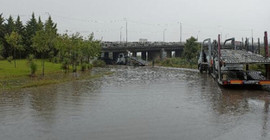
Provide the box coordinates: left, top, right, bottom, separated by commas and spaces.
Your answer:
1, 0, 269, 42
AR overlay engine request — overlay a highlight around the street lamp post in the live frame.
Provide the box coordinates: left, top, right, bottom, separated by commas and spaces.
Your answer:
197, 30, 200, 41
124, 18, 128, 46
178, 22, 182, 43
163, 29, 167, 42
120, 26, 123, 43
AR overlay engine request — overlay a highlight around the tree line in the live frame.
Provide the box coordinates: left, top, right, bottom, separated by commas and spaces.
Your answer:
0, 13, 101, 75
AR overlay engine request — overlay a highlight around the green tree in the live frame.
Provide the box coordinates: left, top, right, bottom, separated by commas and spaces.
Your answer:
84, 34, 101, 62
44, 16, 57, 32
0, 14, 5, 42
0, 42, 3, 58
3, 15, 15, 57
32, 30, 48, 76
14, 16, 25, 35
5, 15, 15, 34
0, 14, 5, 57
5, 31, 23, 68
44, 16, 58, 58
70, 33, 83, 72
32, 17, 57, 76
37, 16, 44, 31
183, 36, 200, 64
25, 13, 38, 55
15, 16, 26, 58
55, 34, 72, 71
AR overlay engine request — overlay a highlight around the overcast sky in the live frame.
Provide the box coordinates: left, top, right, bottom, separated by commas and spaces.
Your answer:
1, 0, 270, 42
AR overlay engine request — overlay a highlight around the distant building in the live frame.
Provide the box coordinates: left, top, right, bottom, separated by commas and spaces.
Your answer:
139, 38, 148, 43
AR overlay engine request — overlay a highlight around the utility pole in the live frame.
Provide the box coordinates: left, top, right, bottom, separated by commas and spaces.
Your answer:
197, 30, 200, 41
242, 38, 244, 49
180, 22, 182, 43
163, 29, 167, 42
120, 26, 123, 43
258, 38, 260, 54
178, 22, 182, 43
251, 29, 254, 52
125, 18, 128, 46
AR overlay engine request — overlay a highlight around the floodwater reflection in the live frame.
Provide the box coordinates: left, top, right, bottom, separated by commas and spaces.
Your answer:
0, 66, 269, 140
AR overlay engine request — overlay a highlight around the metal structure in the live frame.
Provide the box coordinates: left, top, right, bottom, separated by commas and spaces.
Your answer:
198, 38, 212, 73
200, 32, 270, 86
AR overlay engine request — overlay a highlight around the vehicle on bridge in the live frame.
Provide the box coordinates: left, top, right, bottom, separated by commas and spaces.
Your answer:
200, 32, 270, 86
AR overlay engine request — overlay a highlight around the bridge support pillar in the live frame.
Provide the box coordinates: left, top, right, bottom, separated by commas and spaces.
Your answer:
175, 50, 182, 57
132, 52, 137, 57
113, 52, 120, 61
141, 51, 147, 60
148, 51, 160, 61
161, 48, 166, 60
166, 50, 172, 58
104, 52, 109, 59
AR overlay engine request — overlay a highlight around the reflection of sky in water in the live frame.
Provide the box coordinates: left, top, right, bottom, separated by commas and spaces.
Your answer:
0, 66, 269, 140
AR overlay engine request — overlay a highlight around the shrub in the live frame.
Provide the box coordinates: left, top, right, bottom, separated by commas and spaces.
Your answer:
30, 62, 37, 76
88, 63, 93, 70
27, 54, 37, 76
7, 56, 13, 63
61, 58, 70, 72
81, 62, 87, 71
27, 54, 35, 62
51, 57, 59, 63
92, 60, 106, 67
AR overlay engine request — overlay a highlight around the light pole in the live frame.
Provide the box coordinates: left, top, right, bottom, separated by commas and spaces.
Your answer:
218, 25, 222, 42
197, 30, 200, 41
124, 18, 128, 45
178, 21, 182, 43
163, 29, 167, 42
251, 29, 254, 52
120, 26, 123, 43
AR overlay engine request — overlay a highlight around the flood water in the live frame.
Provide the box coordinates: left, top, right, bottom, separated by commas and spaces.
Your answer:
0, 66, 270, 140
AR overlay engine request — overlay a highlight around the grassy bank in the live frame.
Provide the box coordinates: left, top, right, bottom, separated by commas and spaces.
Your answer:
156, 58, 197, 69
0, 59, 62, 78
0, 59, 110, 90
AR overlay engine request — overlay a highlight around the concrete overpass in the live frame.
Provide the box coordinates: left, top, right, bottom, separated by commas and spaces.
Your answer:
101, 42, 185, 61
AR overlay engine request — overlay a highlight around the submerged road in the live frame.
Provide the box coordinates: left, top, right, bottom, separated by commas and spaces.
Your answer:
0, 66, 270, 140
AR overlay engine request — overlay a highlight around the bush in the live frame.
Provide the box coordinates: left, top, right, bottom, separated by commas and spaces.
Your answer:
61, 58, 70, 72
7, 56, 13, 63
51, 57, 59, 63
27, 54, 37, 76
27, 54, 35, 62
159, 57, 197, 69
0, 55, 4, 60
30, 62, 37, 76
81, 62, 87, 71
161, 58, 173, 67
92, 60, 106, 67
88, 63, 93, 70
